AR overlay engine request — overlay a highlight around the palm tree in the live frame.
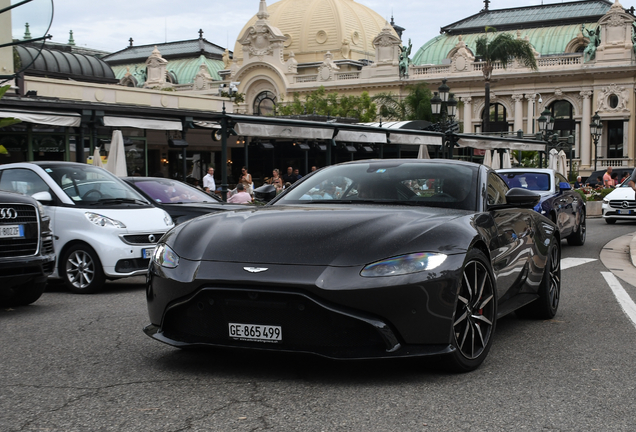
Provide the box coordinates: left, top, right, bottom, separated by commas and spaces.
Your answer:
475, 28, 538, 133
372, 83, 432, 122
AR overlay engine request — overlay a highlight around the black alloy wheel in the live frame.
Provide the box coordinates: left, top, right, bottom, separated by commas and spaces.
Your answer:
447, 249, 497, 372
517, 241, 561, 319
567, 211, 586, 246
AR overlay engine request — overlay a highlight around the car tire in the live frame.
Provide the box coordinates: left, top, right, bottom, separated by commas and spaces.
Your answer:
567, 211, 586, 246
605, 218, 617, 225
3, 279, 47, 307
516, 241, 561, 320
446, 249, 497, 373
61, 244, 105, 294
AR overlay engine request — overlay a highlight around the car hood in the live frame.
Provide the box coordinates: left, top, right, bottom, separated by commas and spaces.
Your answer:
605, 187, 636, 201
166, 205, 473, 266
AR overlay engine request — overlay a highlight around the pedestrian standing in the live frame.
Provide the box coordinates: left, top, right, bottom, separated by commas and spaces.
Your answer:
203, 167, 216, 194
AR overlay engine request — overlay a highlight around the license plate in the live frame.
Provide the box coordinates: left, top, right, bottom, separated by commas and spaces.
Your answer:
616, 209, 633, 215
228, 323, 282, 343
142, 247, 155, 259
0, 225, 24, 238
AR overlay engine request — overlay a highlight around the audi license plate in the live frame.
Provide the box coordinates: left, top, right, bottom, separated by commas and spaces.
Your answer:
142, 247, 155, 259
0, 225, 24, 238
228, 323, 282, 343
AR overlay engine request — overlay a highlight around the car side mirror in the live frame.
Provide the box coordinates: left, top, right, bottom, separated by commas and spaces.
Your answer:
559, 182, 571, 192
505, 187, 540, 208
31, 191, 53, 203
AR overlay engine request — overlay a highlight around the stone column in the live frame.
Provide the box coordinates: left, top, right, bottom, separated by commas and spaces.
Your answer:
526, 94, 536, 134
512, 93, 524, 133
462, 97, 472, 133
580, 91, 592, 169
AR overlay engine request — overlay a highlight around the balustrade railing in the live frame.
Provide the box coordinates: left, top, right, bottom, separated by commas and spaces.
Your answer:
295, 75, 318, 83
335, 72, 360, 80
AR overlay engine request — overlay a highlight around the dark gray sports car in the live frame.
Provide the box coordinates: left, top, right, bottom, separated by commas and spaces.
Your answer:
144, 159, 561, 372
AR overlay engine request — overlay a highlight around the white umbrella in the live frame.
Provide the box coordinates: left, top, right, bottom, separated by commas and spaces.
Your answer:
548, 148, 559, 171
483, 150, 492, 168
92, 147, 103, 167
417, 144, 430, 159
502, 150, 512, 168
557, 150, 568, 177
491, 150, 501, 170
105, 130, 128, 177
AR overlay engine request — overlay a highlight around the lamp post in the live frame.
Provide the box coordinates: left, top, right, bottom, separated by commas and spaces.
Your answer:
430, 78, 459, 159
590, 111, 603, 172
537, 107, 555, 168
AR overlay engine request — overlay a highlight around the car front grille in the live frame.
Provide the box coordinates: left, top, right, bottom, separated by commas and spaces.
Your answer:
121, 233, 166, 245
0, 204, 39, 258
162, 288, 388, 355
609, 200, 636, 209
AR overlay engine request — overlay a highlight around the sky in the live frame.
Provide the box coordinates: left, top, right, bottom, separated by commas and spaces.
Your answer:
9, 0, 606, 55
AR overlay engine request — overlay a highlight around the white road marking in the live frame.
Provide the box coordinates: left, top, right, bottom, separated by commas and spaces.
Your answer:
601, 271, 636, 331
561, 258, 597, 270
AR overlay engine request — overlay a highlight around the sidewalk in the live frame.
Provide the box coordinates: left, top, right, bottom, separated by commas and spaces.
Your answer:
599, 231, 636, 287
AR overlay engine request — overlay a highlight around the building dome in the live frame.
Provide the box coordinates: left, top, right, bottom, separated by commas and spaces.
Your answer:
233, 0, 395, 64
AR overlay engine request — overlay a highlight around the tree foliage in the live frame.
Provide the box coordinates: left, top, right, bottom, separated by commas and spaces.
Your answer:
474, 28, 538, 81
372, 83, 433, 122
277, 86, 377, 122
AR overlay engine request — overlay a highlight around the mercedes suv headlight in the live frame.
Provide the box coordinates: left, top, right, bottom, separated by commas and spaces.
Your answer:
85, 212, 126, 228
361, 252, 447, 277
153, 243, 179, 268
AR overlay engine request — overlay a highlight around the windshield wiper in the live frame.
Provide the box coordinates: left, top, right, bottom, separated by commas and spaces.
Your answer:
95, 198, 148, 205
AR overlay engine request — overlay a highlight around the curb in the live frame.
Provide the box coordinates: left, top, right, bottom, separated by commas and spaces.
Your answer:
631, 231, 636, 268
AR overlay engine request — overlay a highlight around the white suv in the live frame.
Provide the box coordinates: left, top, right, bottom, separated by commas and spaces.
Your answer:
602, 180, 636, 224
0, 162, 174, 293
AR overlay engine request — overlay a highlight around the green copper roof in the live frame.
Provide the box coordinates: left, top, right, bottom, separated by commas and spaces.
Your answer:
412, 23, 597, 65
441, 0, 611, 34
111, 55, 224, 86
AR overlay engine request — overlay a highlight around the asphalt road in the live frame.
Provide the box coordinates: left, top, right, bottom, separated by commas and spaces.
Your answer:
2, 218, 636, 431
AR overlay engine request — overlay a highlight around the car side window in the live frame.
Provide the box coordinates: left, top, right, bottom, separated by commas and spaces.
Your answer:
0, 168, 50, 196
487, 172, 508, 206
556, 173, 568, 185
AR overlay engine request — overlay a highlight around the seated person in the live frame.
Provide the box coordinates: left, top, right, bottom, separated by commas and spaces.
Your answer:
227, 183, 253, 204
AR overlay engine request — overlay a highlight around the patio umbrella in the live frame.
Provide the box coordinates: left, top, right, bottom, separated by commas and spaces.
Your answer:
92, 147, 103, 167
502, 150, 512, 168
491, 150, 500, 170
548, 148, 559, 171
482, 150, 492, 168
105, 130, 128, 177
557, 150, 568, 177
417, 144, 430, 159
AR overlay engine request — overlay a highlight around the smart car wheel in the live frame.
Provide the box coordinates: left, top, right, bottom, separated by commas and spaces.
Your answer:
517, 241, 561, 320
62, 244, 105, 294
567, 211, 586, 246
447, 249, 497, 372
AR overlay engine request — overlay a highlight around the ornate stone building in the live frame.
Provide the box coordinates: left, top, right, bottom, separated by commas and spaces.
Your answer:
219, 0, 636, 177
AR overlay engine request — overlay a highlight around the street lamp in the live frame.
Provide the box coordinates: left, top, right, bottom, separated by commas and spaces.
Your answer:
537, 107, 556, 168
429, 78, 459, 159
591, 111, 603, 171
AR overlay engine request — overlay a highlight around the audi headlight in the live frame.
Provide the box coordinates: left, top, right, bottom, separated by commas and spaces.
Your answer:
85, 212, 126, 228
361, 252, 447, 277
153, 243, 179, 268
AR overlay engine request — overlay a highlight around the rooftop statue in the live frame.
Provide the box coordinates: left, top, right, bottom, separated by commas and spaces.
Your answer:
582, 24, 600, 62
632, 22, 636, 58
399, 38, 412, 79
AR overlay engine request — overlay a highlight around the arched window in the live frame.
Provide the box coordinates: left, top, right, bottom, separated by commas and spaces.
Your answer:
253, 91, 277, 116
549, 100, 574, 139
482, 103, 508, 132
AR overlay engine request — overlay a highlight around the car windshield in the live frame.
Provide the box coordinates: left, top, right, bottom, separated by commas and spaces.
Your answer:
43, 165, 149, 204
132, 178, 219, 203
273, 161, 479, 211
499, 172, 551, 192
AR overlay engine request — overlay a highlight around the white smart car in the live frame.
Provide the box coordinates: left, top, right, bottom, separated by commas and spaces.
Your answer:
602, 179, 636, 224
0, 162, 174, 293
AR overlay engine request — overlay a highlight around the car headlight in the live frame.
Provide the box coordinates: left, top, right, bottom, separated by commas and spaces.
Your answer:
361, 252, 447, 277
85, 212, 126, 228
153, 243, 179, 268
602, 199, 609, 204
163, 210, 174, 227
